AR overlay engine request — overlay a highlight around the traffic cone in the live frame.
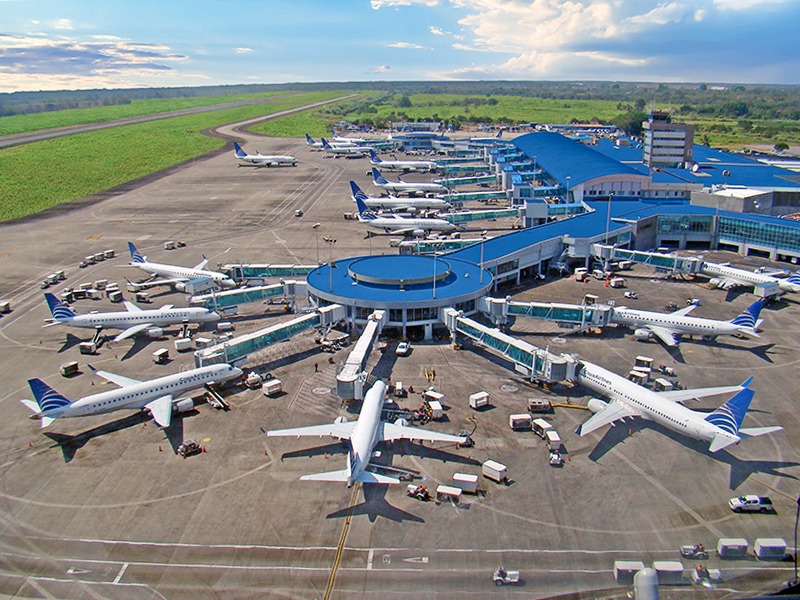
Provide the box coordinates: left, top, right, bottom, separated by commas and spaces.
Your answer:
159, 445, 162, 452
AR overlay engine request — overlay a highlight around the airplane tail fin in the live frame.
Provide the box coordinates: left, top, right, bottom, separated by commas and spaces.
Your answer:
730, 299, 764, 335
321, 138, 332, 150
24, 378, 72, 427
349, 181, 369, 203
354, 193, 376, 220
128, 241, 146, 264
369, 150, 382, 163
704, 384, 754, 438
305, 133, 315, 145
372, 167, 389, 185
233, 142, 247, 158
44, 292, 76, 320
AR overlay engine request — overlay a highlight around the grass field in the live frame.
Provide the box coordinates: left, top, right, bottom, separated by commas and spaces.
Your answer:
0, 93, 293, 137
0, 91, 346, 222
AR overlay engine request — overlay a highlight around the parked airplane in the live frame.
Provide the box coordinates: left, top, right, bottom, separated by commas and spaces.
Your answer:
127, 242, 236, 290
369, 150, 438, 174
372, 168, 448, 196
21, 363, 243, 428
321, 138, 371, 158
265, 380, 466, 486
574, 360, 781, 452
469, 130, 504, 144
233, 142, 297, 168
702, 261, 800, 293
331, 129, 369, 145
354, 194, 457, 236
43, 293, 220, 342
349, 181, 449, 213
305, 134, 325, 149
610, 300, 764, 347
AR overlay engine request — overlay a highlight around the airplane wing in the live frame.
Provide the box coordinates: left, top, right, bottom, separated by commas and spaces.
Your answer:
88, 366, 142, 388
194, 258, 209, 270
265, 421, 356, 440
670, 304, 696, 317
123, 301, 143, 313
113, 323, 153, 342
657, 384, 745, 402
145, 395, 174, 428
717, 278, 739, 290
647, 325, 680, 347
159, 304, 174, 311
576, 399, 641, 436
298, 469, 401, 484
130, 277, 187, 289
385, 227, 420, 236
380, 422, 466, 444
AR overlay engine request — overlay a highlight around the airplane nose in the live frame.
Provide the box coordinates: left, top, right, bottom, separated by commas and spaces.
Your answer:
221, 279, 236, 289
209, 312, 221, 321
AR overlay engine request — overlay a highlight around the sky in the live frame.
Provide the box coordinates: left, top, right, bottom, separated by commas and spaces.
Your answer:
1, 0, 799, 93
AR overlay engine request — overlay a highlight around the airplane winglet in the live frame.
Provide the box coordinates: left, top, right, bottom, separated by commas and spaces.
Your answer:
739, 376, 754, 388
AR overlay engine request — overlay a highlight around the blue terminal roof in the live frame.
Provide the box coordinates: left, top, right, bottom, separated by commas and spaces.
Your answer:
512, 131, 647, 186
589, 137, 800, 189
306, 255, 492, 304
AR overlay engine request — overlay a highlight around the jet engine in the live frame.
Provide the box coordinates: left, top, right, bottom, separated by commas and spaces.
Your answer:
172, 398, 195, 414
586, 398, 608, 413
634, 328, 655, 342
394, 418, 409, 427
334, 416, 348, 424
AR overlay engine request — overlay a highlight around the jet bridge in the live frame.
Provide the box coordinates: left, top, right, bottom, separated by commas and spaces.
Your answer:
438, 174, 498, 188
189, 280, 307, 310
194, 304, 346, 367
221, 263, 317, 285
447, 208, 519, 224
591, 245, 703, 275
336, 310, 388, 401
441, 308, 578, 383
482, 297, 613, 330
443, 190, 507, 205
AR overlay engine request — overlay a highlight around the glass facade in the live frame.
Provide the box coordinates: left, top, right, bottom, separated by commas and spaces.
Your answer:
657, 215, 713, 235
719, 216, 800, 254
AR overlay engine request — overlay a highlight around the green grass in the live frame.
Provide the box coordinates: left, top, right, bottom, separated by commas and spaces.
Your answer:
250, 111, 336, 138
0, 91, 348, 221
0, 92, 287, 137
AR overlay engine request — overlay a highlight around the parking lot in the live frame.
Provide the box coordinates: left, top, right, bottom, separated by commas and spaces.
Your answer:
1, 123, 800, 598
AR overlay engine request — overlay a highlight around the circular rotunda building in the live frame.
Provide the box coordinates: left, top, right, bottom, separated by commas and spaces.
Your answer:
306, 254, 493, 339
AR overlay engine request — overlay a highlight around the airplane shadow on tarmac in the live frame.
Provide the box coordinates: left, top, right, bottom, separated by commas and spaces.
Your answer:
44, 410, 193, 462
587, 419, 798, 490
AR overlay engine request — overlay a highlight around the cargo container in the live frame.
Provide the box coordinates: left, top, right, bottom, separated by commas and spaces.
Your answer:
103, 249, 115, 259
717, 538, 748, 559
0, 300, 10, 314
482, 460, 507, 483
468, 391, 489, 410
654, 378, 673, 391
217, 321, 234, 332
108, 290, 123, 303
174, 338, 193, 352
754, 538, 787, 560
193, 336, 213, 349
635, 356, 654, 368
426, 400, 443, 420
435, 485, 462, 504
85, 288, 101, 300
152, 348, 169, 364
614, 560, 645, 586
509, 413, 532, 431
609, 277, 626, 288
94, 279, 108, 290
532, 418, 553, 439
527, 397, 551, 413
93, 252, 105, 262
79, 341, 97, 355
545, 430, 562, 451
164, 240, 176, 250
632, 366, 651, 382
652, 561, 684, 585
262, 379, 282, 397
135, 291, 150, 303
59, 361, 79, 377
452, 473, 478, 494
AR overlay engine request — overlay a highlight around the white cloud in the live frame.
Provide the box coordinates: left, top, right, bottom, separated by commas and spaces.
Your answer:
387, 41, 428, 49
368, 64, 392, 73
623, 2, 690, 30
430, 26, 449, 35
235, 47, 254, 54
52, 18, 73, 30
371, 0, 439, 8
713, 0, 790, 8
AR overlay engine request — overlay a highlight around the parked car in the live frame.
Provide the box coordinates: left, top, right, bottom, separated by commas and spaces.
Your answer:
396, 341, 411, 356
728, 495, 774, 513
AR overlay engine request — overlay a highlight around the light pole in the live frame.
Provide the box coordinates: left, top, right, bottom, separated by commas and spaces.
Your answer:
312, 223, 321, 264
565, 176, 571, 203
323, 237, 336, 292
533, 155, 537, 187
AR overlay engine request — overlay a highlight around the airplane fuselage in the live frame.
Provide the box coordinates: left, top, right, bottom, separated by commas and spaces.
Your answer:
702, 262, 800, 292
40, 364, 242, 420
133, 260, 235, 288
371, 159, 438, 173
375, 181, 447, 196
360, 196, 450, 211
611, 307, 744, 339
346, 380, 387, 485
576, 361, 735, 446
55, 307, 220, 331
364, 215, 456, 233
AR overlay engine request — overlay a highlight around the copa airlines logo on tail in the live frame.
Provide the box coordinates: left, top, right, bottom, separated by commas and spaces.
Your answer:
128, 242, 146, 264
730, 300, 764, 328
233, 143, 248, 158
45, 293, 76, 320
372, 168, 389, 185
28, 379, 71, 413
704, 381, 754, 436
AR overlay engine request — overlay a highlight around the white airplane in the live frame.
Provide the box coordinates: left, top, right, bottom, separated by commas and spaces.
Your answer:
233, 142, 297, 168
43, 293, 220, 342
331, 129, 369, 145
610, 300, 764, 347
127, 242, 236, 290
574, 360, 781, 452
305, 134, 326, 149
371, 168, 448, 196
354, 194, 457, 236
321, 138, 371, 158
22, 363, 243, 429
265, 380, 466, 486
349, 181, 449, 213
701, 261, 800, 293
369, 150, 438, 174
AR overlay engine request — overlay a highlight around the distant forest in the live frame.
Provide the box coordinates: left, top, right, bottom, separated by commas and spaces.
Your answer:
3, 80, 800, 122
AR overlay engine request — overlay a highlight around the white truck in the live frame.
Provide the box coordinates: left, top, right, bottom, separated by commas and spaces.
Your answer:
728, 495, 774, 513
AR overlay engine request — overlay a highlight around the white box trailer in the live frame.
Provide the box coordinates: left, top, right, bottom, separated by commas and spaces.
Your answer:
609, 277, 626, 288
152, 348, 169, 364
754, 538, 787, 560
614, 560, 645, 586
435, 485, 462, 504
452, 473, 478, 494
174, 337, 193, 352
654, 377, 673, 391
545, 430, 561, 451
262, 379, 282, 397
509, 413, 532, 431
469, 391, 489, 409
717, 538, 748, 559
482, 460, 507, 483
635, 355, 654, 368
532, 418, 553, 439
0, 300, 10, 313
652, 561, 684, 585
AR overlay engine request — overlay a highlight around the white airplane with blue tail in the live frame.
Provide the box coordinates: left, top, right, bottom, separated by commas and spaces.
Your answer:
127, 242, 236, 291
233, 142, 297, 168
